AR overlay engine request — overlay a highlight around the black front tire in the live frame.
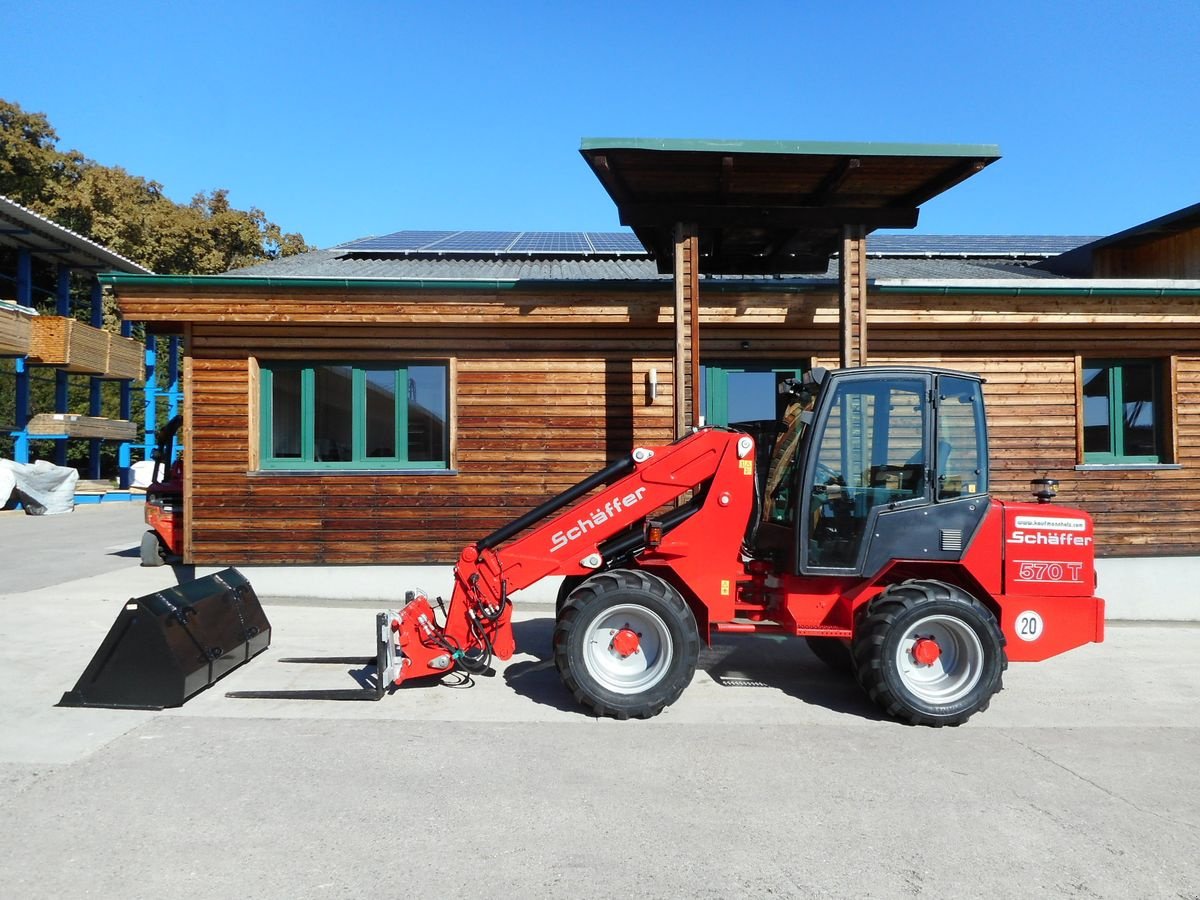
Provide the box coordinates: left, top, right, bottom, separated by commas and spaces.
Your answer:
853, 580, 1006, 727
555, 575, 587, 618
554, 569, 699, 720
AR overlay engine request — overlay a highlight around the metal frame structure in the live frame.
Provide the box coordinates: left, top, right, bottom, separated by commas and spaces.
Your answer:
0, 195, 152, 489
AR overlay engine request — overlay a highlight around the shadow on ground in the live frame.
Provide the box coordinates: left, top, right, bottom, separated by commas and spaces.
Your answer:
503, 616, 884, 721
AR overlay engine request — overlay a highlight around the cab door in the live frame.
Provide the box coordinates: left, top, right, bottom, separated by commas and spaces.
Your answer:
797, 372, 932, 574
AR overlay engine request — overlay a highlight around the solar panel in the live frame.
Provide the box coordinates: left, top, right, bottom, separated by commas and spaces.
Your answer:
336, 231, 457, 251
335, 230, 648, 256
586, 232, 645, 253
510, 232, 592, 253
424, 231, 521, 252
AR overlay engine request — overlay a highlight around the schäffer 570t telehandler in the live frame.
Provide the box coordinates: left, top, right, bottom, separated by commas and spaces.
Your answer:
376, 366, 1104, 726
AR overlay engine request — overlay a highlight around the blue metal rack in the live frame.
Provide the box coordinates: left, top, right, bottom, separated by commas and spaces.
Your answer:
3, 248, 157, 493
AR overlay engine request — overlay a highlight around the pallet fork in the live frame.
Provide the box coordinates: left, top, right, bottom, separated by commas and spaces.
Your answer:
226, 610, 410, 701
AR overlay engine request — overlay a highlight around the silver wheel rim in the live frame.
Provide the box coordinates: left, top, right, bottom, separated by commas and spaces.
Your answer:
894, 614, 984, 705
582, 603, 673, 695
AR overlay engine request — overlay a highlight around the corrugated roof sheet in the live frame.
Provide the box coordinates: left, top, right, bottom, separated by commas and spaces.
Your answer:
223, 230, 1097, 282
0, 194, 152, 274
226, 250, 1063, 282
868, 234, 1097, 255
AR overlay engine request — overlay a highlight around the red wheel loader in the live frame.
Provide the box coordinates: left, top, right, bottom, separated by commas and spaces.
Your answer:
372, 366, 1103, 725
140, 414, 184, 567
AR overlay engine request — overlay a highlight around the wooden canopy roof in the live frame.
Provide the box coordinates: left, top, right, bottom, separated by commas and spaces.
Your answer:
580, 138, 1001, 274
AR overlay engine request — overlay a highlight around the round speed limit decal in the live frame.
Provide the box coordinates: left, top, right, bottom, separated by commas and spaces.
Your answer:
1014, 610, 1044, 642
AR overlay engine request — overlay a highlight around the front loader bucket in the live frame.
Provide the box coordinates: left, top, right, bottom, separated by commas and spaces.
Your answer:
59, 568, 271, 710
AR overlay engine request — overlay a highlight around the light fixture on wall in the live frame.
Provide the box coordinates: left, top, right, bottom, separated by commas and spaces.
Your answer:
646, 368, 658, 404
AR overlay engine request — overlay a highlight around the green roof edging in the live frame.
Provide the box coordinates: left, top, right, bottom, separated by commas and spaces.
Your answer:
580, 137, 1002, 158
98, 273, 1200, 299
876, 284, 1200, 297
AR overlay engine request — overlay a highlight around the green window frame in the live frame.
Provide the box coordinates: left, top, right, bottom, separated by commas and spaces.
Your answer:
259, 362, 449, 470
702, 363, 808, 426
1081, 359, 1163, 464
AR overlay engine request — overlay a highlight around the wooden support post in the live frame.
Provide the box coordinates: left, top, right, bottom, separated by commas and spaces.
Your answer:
839, 225, 869, 367
673, 224, 687, 437
673, 222, 701, 437
181, 324, 193, 564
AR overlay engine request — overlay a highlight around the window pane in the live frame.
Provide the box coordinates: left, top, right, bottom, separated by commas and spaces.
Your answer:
314, 365, 353, 462
808, 377, 926, 568
407, 365, 447, 462
1121, 363, 1158, 457
726, 371, 781, 422
364, 370, 397, 458
937, 376, 987, 498
1082, 366, 1111, 455
271, 368, 302, 458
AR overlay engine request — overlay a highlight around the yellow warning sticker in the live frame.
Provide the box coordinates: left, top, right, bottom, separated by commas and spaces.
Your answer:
740, 460, 753, 476
720, 580, 731, 596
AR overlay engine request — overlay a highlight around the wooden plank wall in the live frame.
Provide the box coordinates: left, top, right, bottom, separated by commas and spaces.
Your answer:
1094, 228, 1200, 279
117, 283, 1200, 564
188, 322, 674, 564
816, 333, 1200, 559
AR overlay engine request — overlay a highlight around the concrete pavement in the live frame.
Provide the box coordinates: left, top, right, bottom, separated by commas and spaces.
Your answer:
1, 504, 1199, 897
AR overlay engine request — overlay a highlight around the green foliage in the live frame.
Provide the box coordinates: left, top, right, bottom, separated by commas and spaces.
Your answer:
1, 100, 299, 478
0, 98, 312, 274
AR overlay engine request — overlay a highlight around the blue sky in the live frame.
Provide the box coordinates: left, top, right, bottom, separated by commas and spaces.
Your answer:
6, 0, 1198, 250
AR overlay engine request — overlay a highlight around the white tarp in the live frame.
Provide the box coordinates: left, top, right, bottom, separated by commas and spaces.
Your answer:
0, 459, 78, 515
129, 460, 156, 489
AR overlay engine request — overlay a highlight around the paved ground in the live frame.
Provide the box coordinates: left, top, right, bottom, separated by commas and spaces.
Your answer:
1, 505, 1199, 897
0, 502, 150, 593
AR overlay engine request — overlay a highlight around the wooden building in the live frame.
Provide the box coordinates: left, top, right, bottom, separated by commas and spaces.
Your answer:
102, 142, 1200, 615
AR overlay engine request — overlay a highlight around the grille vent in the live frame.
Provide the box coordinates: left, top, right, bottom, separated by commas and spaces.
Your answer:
941, 529, 964, 552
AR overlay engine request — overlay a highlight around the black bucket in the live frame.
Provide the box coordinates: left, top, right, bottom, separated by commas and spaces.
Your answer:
59, 568, 271, 710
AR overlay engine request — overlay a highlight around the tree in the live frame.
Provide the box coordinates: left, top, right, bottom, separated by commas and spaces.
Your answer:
1, 99, 313, 478
0, 98, 312, 274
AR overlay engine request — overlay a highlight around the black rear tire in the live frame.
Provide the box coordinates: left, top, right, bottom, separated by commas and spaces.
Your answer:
853, 580, 1006, 727
554, 569, 699, 719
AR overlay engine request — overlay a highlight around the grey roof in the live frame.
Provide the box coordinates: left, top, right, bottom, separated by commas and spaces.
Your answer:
227, 244, 1066, 283
0, 194, 152, 274
868, 234, 1097, 256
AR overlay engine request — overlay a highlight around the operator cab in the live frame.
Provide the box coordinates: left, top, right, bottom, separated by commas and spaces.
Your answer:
750, 367, 989, 577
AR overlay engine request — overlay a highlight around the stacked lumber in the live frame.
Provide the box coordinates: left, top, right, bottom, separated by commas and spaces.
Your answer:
103, 332, 145, 381
27, 413, 137, 441
0, 303, 33, 356
27, 316, 109, 374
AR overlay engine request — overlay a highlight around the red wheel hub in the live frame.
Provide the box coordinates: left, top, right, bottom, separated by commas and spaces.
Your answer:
610, 628, 641, 658
911, 637, 941, 667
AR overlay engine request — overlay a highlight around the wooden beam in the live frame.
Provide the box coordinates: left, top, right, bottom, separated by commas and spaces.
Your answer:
892, 158, 988, 208
620, 203, 918, 230
182, 323, 194, 565
686, 228, 701, 428
810, 157, 861, 202
673, 224, 687, 437
839, 225, 868, 367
